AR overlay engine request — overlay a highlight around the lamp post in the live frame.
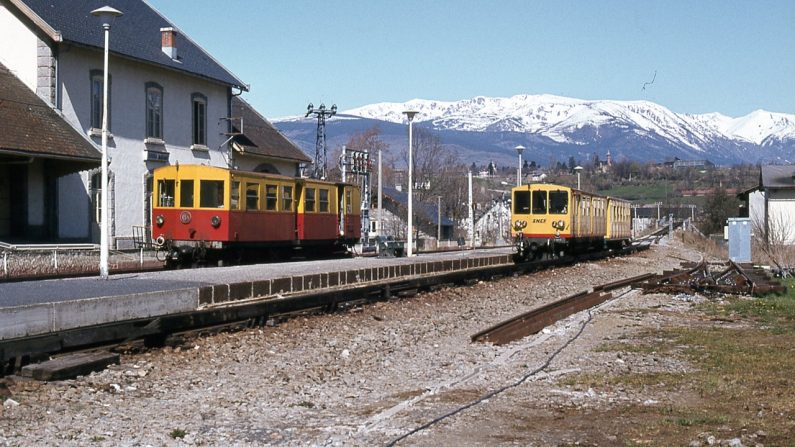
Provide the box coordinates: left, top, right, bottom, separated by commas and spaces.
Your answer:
91, 5, 122, 280
574, 165, 583, 190
437, 195, 442, 243
403, 110, 418, 256
515, 145, 525, 186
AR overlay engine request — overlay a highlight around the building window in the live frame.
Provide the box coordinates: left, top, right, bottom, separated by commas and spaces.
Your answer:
191, 93, 207, 146
90, 70, 111, 131
145, 82, 163, 140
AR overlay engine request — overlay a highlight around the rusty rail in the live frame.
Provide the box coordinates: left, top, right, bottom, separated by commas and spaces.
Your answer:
471, 260, 785, 346
637, 260, 785, 297
471, 272, 654, 345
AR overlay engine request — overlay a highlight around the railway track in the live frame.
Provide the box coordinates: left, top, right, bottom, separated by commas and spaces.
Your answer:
471, 259, 784, 346
1, 242, 655, 377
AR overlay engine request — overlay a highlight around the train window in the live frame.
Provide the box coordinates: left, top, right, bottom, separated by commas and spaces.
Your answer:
532, 190, 547, 214
513, 191, 530, 214
158, 179, 175, 207
245, 183, 259, 210
180, 180, 194, 208
549, 190, 568, 214
305, 188, 316, 212
265, 185, 278, 211
231, 182, 240, 210
200, 180, 225, 208
282, 185, 293, 211
346, 190, 352, 214
319, 188, 329, 212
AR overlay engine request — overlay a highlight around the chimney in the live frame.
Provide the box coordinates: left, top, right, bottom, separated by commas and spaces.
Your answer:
160, 27, 177, 59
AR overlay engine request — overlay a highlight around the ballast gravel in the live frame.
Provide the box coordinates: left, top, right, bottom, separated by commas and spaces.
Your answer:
1, 237, 711, 446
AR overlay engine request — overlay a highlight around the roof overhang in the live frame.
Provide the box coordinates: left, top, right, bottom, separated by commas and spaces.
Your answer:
7, 0, 62, 41
231, 141, 309, 163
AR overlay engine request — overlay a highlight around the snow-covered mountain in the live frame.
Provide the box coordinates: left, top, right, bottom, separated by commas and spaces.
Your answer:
275, 95, 795, 166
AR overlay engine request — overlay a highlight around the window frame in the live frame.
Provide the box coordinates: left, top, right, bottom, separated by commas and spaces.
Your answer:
265, 184, 278, 211
191, 92, 207, 147
199, 180, 225, 208
282, 185, 293, 211
145, 82, 164, 140
319, 188, 330, 213
305, 187, 316, 213
245, 182, 260, 211
90, 69, 111, 131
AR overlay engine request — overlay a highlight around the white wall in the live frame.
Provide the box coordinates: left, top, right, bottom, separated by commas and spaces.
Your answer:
0, 2, 37, 90
767, 189, 795, 245
57, 46, 233, 246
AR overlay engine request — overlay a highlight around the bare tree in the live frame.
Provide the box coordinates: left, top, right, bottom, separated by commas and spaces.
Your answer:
752, 210, 795, 276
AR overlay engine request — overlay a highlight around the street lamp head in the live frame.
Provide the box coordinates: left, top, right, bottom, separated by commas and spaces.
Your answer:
319, 103, 326, 111
330, 104, 337, 115
307, 103, 313, 112
402, 110, 419, 122
515, 145, 525, 155
91, 6, 123, 28
574, 166, 584, 172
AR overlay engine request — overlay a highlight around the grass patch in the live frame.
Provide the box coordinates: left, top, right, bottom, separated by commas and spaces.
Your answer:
558, 287, 795, 445
702, 278, 795, 332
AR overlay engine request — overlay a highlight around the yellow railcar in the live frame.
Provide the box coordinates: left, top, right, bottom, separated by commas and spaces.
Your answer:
511, 183, 630, 261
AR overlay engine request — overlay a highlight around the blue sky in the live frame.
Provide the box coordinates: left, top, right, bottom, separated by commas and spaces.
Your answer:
149, 0, 795, 119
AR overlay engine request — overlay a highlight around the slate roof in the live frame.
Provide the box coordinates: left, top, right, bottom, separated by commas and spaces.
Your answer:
231, 96, 311, 163
13, 0, 246, 89
0, 62, 100, 162
761, 165, 795, 189
381, 186, 455, 227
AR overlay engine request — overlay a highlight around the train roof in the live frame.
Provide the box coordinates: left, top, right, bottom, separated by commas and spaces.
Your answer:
154, 164, 357, 187
513, 182, 630, 203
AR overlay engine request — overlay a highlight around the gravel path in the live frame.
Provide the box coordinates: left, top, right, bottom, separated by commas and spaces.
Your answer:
0, 239, 701, 446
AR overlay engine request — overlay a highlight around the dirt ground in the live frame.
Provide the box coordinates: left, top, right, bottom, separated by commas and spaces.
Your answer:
0, 236, 779, 446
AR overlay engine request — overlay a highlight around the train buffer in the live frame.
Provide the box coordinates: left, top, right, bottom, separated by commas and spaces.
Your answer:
377, 236, 405, 258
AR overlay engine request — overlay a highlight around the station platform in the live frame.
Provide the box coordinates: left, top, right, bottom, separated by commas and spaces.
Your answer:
0, 248, 513, 342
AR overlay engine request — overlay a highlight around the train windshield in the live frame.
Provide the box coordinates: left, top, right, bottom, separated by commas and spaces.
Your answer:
180, 180, 194, 208
513, 191, 530, 214
157, 179, 175, 207
200, 180, 225, 208
549, 190, 568, 214
532, 190, 547, 214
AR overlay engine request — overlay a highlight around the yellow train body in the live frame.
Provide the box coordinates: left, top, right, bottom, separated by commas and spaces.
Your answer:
511, 183, 631, 260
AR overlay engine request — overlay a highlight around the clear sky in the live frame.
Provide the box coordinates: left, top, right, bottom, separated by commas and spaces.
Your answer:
148, 0, 795, 119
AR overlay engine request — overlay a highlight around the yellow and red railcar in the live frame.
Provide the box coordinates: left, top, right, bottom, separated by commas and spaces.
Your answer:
151, 164, 360, 266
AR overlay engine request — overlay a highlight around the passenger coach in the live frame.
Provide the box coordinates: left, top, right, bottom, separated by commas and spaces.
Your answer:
511, 183, 631, 261
152, 165, 361, 266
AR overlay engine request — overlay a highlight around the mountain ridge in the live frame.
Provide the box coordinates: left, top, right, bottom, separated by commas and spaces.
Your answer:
274, 94, 795, 166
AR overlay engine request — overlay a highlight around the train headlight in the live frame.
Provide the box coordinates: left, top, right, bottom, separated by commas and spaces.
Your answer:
551, 221, 559, 229
156, 215, 165, 227
557, 220, 565, 229
210, 215, 222, 228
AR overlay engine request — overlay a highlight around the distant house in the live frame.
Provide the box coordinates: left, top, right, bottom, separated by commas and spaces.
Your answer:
0, 62, 100, 241
376, 187, 454, 243
659, 157, 714, 170
738, 165, 795, 245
